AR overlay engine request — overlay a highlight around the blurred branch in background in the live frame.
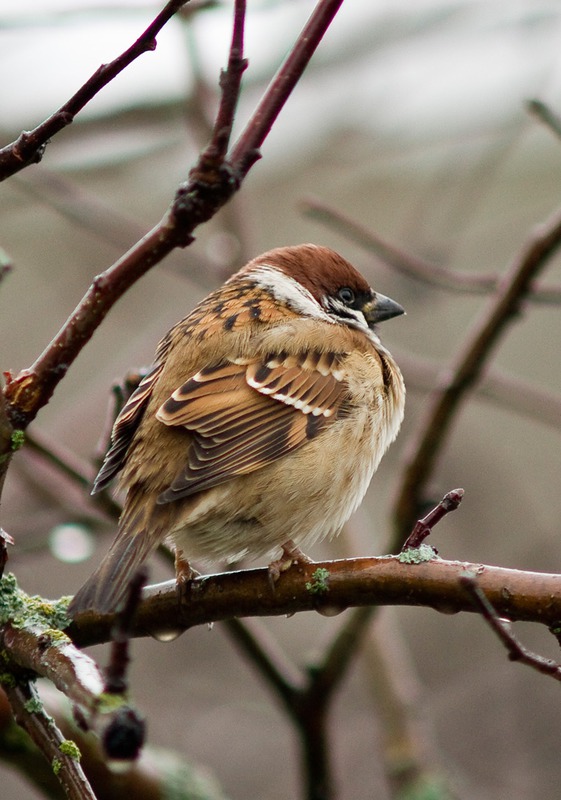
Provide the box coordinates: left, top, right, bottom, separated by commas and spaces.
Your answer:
0, 682, 228, 800
392, 203, 561, 544
2, 2, 561, 799
302, 196, 561, 304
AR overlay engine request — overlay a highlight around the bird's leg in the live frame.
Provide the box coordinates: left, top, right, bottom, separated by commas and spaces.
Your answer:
267, 539, 314, 586
174, 548, 200, 600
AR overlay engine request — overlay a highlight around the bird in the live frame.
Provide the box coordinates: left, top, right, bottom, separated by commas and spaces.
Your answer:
68, 244, 405, 616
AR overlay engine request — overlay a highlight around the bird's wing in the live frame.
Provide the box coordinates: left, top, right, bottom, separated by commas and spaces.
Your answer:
155, 350, 349, 502
92, 363, 164, 494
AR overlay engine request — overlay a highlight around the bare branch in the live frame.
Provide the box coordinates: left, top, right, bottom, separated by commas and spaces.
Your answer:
104, 569, 148, 696
393, 204, 561, 542
460, 572, 561, 682
0, 0, 192, 180
204, 0, 247, 162
302, 196, 561, 304
230, 0, 345, 176
401, 489, 464, 551
5, 680, 96, 800
527, 98, 561, 141
3, 0, 344, 429
67, 556, 561, 649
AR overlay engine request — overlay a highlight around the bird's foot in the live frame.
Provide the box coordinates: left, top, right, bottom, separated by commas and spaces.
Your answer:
267, 540, 314, 588
174, 550, 200, 602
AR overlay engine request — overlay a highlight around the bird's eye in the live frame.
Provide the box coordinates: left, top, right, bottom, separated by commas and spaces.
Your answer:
337, 287, 355, 305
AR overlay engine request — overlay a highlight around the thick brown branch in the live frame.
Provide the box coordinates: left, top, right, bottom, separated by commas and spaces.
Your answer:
4, 222, 186, 427
393, 204, 561, 542
0, 0, 192, 180
2, 623, 145, 762
67, 557, 561, 649
3, 625, 105, 717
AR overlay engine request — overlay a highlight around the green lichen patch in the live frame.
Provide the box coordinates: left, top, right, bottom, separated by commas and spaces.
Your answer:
398, 543, 438, 565
59, 739, 81, 760
96, 692, 130, 715
23, 696, 44, 714
305, 567, 330, 595
10, 429, 25, 451
52, 757, 62, 775
0, 573, 70, 631
0, 672, 17, 687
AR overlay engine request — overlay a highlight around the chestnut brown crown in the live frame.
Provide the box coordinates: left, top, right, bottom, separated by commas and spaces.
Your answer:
239, 244, 404, 331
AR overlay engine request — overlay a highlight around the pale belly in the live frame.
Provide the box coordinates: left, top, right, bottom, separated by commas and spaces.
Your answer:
167, 407, 390, 564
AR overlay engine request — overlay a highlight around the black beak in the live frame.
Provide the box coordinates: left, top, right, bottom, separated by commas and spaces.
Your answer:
362, 292, 405, 325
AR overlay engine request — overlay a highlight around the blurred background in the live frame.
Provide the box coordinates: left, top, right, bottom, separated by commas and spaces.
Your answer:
2, 0, 561, 797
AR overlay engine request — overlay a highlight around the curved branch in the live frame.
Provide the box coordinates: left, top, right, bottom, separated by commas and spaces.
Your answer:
3, 0, 344, 429
0, 0, 192, 181
67, 556, 561, 649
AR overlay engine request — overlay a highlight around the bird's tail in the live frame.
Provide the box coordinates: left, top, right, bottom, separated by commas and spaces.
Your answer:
68, 495, 165, 617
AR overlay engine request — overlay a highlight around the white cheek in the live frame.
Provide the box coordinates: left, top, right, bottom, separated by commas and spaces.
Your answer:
248, 265, 334, 322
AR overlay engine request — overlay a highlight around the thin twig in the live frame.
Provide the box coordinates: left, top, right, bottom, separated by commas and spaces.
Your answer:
230, 0, 345, 177
0, 0, 192, 180
6, 680, 97, 800
401, 489, 464, 551
527, 98, 561, 141
460, 572, 561, 682
393, 204, 561, 543
302, 196, 561, 304
104, 569, 148, 695
206, 0, 247, 161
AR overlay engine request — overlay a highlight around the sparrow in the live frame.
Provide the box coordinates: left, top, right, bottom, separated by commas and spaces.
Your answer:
69, 244, 405, 616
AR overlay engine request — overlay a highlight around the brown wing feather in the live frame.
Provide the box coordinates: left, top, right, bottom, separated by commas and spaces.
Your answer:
92, 363, 163, 494
156, 352, 348, 503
